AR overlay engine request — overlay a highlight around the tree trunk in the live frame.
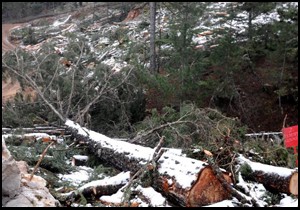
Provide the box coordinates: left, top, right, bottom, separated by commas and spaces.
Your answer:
156, 2, 161, 73
149, 2, 157, 73
237, 155, 298, 196
248, 9, 253, 41
65, 120, 233, 207
2, 127, 67, 136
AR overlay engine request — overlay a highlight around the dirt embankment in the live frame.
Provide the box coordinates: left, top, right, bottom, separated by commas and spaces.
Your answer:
2, 24, 20, 52
2, 24, 23, 104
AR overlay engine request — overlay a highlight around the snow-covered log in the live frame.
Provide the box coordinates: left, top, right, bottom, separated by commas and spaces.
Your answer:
2, 126, 68, 135
65, 171, 130, 203
65, 120, 233, 207
237, 155, 298, 196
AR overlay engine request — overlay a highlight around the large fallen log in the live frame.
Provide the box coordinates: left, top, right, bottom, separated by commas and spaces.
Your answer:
65, 120, 233, 207
237, 155, 298, 196
2, 126, 68, 136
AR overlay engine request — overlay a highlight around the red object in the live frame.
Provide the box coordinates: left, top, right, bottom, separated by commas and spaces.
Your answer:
282, 125, 298, 166
282, 125, 298, 148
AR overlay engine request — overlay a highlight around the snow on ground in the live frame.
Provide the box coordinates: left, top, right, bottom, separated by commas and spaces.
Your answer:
203, 198, 237, 207
134, 185, 167, 207
276, 195, 298, 207
58, 166, 93, 186
99, 184, 170, 207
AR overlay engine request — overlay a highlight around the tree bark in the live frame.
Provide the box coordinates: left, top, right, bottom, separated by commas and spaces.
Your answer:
65, 120, 233, 207
248, 9, 253, 41
237, 155, 298, 196
149, 2, 157, 73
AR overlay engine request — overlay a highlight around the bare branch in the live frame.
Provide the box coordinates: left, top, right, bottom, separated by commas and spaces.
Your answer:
43, 60, 60, 95
130, 120, 195, 144
30, 141, 55, 181
66, 41, 85, 117
75, 67, 133, 123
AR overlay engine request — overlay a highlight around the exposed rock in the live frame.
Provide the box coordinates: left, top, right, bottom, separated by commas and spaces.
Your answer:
2, 137, 21, 205
22, 174, 48, 189
16, 161, 29, 174
2, 137, 60, 207
5, 183, 60, 207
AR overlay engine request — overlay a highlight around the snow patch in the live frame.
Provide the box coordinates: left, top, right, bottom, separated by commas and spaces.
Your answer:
53, 15, 72, 27
277, 195, 298, 207
135, 185, 167, 207
58, 166, 93, 186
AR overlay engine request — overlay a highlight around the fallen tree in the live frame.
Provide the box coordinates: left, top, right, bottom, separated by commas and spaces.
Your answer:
237, 155, 298, 196
2, 126, 68, 136
65, 120, 233, 207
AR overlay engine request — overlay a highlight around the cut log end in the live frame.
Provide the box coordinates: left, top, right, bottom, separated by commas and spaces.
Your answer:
187, 167, 232, 207
290, 172, 298, 196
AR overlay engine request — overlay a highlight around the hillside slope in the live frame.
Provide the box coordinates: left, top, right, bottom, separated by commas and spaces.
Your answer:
2, 2, 298, 132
